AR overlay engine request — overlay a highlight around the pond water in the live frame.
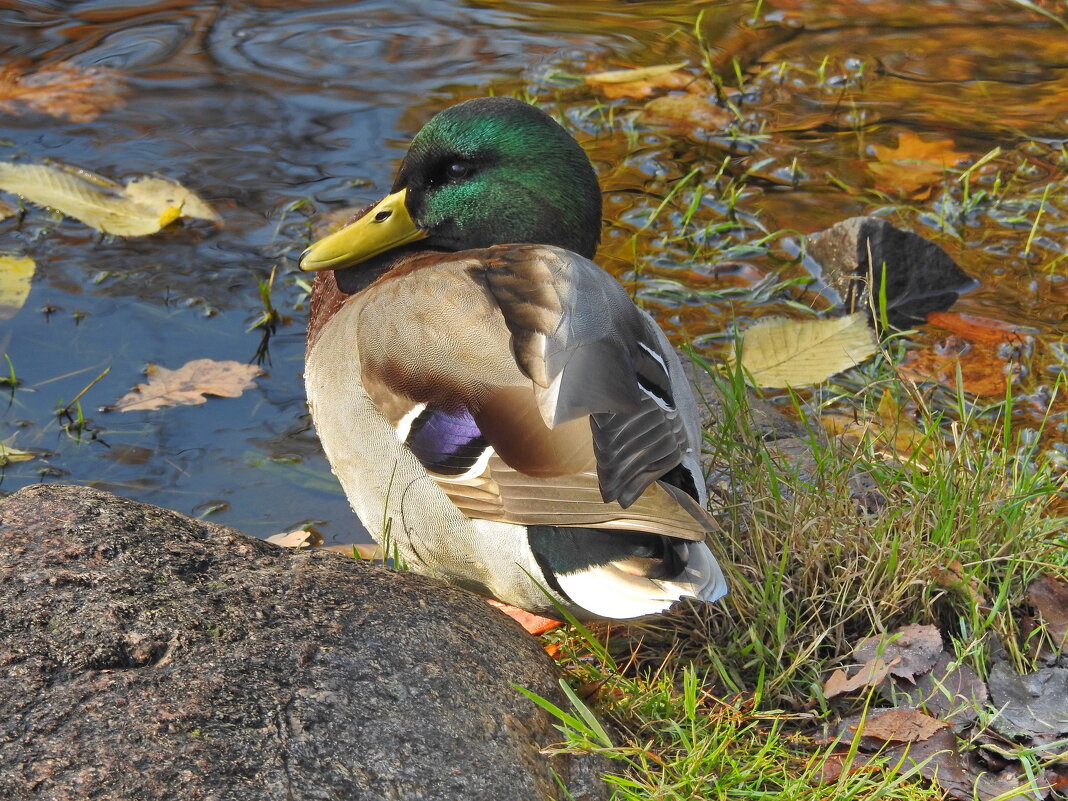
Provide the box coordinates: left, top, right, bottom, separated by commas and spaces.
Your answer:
0, 0, 1065, 544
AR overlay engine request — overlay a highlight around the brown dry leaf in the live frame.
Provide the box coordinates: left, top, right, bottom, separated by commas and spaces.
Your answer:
851, 708, 949, 743
926, 311, 1031, 346
0, 61, 126, 122
0, 197, 15, 221
887, 727, 1040, 801
869, 132, 971, 196
0, 253, 35, 320
266, 529, 324, 549
638, 94, 732, 133
585, 63, 694, 99
824, 656, 899, 698
897, 336, 1010, 397
987, 661, 1068, 749
854, 624, 943, 683
932, 560, 988, 608
736, 313, 878, 388
1027, 574, 1068, 654
822, 390, 934, 461
319, 542, 383, 560
112, 359, 261, 412
0, 162, 219, 237
882, 651, 988, 727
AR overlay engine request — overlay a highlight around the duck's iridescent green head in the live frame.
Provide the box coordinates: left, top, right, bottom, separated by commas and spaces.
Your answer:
300, 97, 602, 272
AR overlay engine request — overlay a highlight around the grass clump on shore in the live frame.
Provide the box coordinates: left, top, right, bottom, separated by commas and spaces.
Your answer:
538, 361, 1066, 799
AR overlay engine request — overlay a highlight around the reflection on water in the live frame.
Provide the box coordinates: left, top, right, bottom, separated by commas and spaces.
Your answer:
0, 0, 1064, 539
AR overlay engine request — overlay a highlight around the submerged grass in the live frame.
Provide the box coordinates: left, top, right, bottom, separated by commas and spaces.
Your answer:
536, 358, 1066, 798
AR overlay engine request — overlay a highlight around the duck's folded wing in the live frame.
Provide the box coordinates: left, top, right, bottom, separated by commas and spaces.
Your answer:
479, 245, 702, 509
355, 246, 713, 540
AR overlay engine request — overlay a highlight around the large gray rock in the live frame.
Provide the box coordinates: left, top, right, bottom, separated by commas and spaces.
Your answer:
0, 484, 608, 801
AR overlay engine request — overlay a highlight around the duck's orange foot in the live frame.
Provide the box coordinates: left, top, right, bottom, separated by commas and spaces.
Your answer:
486, 599, 562, 635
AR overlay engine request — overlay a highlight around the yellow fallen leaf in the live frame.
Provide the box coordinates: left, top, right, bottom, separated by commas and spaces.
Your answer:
0, 162, 219, 236
0, 253, 35, 320
735, 312, 878, 388
0, 197, 15, 221
822, 389, 935, 461
585, 63, 690, 85
585, 63, 693, 99
267, 529, 324, 549
0, 61, 125, 122
112, 359, 261, 412
0, 438, 37, 466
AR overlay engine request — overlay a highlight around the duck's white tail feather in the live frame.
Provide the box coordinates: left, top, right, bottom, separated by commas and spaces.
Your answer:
555, 540, 727, 619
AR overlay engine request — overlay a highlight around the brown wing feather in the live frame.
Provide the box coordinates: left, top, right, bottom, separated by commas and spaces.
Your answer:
353, 248, 713, 539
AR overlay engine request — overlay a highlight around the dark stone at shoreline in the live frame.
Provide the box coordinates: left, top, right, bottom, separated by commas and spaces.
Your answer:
0, 484, 607, 801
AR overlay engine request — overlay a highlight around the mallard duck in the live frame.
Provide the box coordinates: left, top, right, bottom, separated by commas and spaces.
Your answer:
300, 97, 727, 619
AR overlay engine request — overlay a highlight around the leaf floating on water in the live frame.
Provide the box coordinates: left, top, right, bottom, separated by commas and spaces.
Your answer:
735, 312, 878, 388
897, 335, 1012, 397
638, 94, 732, 133
0, 438, 37, 466
0, 161, 219, 236
869, 132, 971, 196
0, 253, 35, 320
112, 359, 261, 412
585, 63, 694, 99
0, 61, 126, 122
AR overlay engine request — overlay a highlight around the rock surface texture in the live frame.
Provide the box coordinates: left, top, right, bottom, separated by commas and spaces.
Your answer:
0, 484, 607, 801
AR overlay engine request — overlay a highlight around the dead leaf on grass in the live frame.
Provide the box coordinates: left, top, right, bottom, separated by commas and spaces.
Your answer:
824, 656, 900, 698
932, 560, 988, 608
638, 93, 732, 133
0, 253, 35, 320
735, 312, 878, 388
986, 661, 1068, 748
869, 132, 971, 196
882, 652, 988, 728
0, 161, 219, 236
266, 529, 323, 549
0, 61, 126, 122
854, 623, 943, 683
890, 727, 1041, 801
851, 707, 949, 743
822, 389, 934, 461
585, 63, 695, 99
111, 359, 261, 412
1027, 574, 1068, 654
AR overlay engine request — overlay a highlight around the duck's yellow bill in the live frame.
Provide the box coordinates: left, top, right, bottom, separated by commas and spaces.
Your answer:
299, 188, 426, 272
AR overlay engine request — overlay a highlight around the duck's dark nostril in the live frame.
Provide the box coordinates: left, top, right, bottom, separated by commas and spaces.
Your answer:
374, 209, 392, 223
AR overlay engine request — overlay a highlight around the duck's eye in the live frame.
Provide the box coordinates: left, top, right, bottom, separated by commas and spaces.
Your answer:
446, 162, 471, 180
